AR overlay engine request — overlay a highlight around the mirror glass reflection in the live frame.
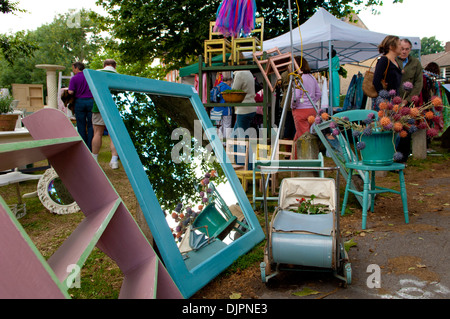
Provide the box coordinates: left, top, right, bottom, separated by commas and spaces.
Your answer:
111, 90, 247, 256
48, 177, 75, 206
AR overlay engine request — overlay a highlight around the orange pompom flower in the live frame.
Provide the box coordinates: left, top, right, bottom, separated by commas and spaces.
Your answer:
198, 204, 204, 211
393, 122, 403, 132
380, 116, 391, 127
321, 112, 330, 121
399, 130, 408, 138
425, 111, 434, 120
409, 107, 420, 117
378, 110, 384, 118
307, 115, 316, 124
393, 104, 399, 112
431, 97, 443, 107
379, 102, 388, 110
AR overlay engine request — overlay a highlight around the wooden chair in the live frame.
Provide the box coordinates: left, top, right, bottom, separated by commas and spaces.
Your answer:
266, 52, 300, 88
234, 143, 273, 194
225, 138, 249, 171
276, 139, 295, 161
253, 48, 282, 92
334, 110, 409, 230
252, 47, 300, 92
204, 21, 233, 66
232, 17, 264, 65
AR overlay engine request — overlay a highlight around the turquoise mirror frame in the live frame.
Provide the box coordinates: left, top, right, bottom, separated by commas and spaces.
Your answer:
84, 69, 265, 298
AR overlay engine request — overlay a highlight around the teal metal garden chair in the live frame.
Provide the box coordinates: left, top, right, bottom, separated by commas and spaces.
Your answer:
333, 110, 409, 230
193, 183, 250, 240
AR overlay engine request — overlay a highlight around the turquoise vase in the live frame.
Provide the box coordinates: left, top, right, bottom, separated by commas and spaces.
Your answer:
360, 131, 395, 166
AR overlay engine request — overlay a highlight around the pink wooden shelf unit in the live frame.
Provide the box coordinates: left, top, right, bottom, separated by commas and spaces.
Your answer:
0, 108, 182, 299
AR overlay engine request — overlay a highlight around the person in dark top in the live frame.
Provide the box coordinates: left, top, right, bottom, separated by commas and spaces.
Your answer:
373, 35, 402, 94
68, 61, 94, 151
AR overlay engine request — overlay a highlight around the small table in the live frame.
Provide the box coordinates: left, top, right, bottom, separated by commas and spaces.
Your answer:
0, 169, 42, 218
0, 127, 32, 144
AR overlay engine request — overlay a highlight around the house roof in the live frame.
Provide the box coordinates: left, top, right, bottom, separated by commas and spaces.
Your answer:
421, 51, 450, 68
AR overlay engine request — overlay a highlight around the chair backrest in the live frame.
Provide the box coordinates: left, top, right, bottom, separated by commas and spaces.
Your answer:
256, 143, 271, 161
276, 139, 295, 160
252, 17, 264, 42
209, 21, 226, 40
333, 109, 378, 164
207, 182, 233, 220
225, 138, 249, 170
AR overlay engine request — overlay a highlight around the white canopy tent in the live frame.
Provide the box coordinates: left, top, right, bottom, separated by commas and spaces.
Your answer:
262, 7, 421, 108
263, 7, 421, 69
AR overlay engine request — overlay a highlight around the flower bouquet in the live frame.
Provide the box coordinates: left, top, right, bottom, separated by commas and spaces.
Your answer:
309, 81, 446, 162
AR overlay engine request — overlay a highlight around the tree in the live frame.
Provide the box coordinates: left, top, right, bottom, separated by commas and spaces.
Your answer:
0, 0, 25, 14
421, 36, 444, 56
0, 0, 35, 65
0, 9, 106, 90
96, 0, 403, 71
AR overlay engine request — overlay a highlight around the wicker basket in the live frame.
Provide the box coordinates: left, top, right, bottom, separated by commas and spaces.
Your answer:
222, 92, 247, 103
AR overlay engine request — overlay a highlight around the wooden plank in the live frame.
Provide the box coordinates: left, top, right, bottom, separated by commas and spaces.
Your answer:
48, 198, 121, 286
0, 197, 68, 298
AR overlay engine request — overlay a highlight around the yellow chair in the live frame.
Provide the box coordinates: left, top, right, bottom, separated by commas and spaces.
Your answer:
235, 143, 273, 194
232, 17, 264, 65
204, 21, 233, 66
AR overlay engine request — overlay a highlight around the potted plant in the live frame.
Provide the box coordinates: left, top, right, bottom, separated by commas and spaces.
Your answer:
221, 89, 247, 103
311, 82, 446, 164
0, 94, 19, 131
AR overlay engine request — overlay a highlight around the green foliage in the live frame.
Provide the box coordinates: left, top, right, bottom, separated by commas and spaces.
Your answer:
421, 36, 444, 56
223, 241, 265, 275
0, 94, 13, 113
290, 195, 330, 215
114, 91, 223, 210
97, 0, 402, 70
0, 9, 106, 90
0, 0, 25, 14
0, 31, 37, 65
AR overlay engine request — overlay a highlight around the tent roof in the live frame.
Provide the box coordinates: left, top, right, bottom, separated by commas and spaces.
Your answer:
263, 8, 421, 69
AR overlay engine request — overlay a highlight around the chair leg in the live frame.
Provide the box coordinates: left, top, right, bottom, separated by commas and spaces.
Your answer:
341, 169, 353, 216
362, 171, 370, 230
370, 171, 376, 212
399, 170, 409, 224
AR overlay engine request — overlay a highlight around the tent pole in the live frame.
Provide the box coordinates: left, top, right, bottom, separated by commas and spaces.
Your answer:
328, 41, 333, 115
265, 2, 320, 191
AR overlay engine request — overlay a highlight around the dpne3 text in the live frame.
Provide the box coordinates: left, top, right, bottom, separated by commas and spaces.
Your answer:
181, 303, 268, 316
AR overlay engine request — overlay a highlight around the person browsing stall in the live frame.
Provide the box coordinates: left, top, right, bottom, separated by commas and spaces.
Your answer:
68, 61, 94, 151
396, 38, 423, 102
373, 35, 402, 94
91, 59, 120, 169
291, 57, 321, 144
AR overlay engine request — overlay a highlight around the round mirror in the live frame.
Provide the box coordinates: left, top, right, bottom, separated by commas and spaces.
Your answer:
37, 168, 80, 214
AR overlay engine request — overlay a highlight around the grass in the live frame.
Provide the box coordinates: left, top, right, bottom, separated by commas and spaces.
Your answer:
1, 136, 449, 299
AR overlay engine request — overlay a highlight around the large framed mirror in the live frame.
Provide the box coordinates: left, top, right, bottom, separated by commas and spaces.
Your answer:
84, 69, 265, 298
